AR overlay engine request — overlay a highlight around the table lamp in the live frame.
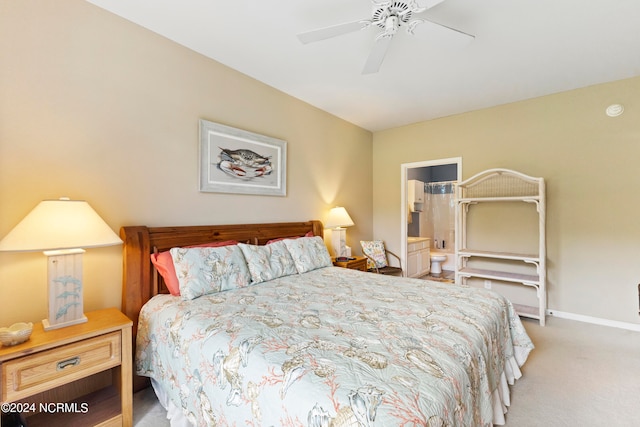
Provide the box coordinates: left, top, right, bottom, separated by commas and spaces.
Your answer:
0, 198, 122, 330
325, 206, 354, 257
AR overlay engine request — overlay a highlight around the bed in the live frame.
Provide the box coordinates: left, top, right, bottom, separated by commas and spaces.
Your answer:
121, 220, 533, 427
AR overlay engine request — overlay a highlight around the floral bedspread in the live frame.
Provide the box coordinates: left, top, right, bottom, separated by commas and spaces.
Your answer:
136, 267, 533, 427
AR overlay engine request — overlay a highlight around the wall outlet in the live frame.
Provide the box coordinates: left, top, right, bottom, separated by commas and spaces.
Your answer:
484, 280, 492, 289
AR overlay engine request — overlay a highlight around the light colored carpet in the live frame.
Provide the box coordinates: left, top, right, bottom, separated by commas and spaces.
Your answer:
505, 317, 640, 426
133, 384, 170, 426
133, 316, 640, 426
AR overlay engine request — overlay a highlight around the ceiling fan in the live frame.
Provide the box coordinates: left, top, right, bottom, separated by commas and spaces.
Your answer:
297, 0, 474, 74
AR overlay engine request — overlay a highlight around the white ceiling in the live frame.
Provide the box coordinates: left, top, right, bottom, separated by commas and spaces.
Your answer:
86, 0, 640, 132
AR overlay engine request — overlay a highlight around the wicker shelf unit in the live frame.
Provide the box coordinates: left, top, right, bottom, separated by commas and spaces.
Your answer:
455, 168, 546, 325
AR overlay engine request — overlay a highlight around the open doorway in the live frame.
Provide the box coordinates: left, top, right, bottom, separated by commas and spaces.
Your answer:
400, 157, 462, 278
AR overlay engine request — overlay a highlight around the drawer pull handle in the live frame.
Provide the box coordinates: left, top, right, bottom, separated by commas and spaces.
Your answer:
57, 356, 81, 370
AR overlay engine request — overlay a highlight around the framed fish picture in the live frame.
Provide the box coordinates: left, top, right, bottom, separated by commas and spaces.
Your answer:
199, 119, 287, 196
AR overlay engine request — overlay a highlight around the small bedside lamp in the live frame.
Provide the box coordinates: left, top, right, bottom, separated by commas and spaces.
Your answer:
0, 198, 122, 330
325, 206, 354, 257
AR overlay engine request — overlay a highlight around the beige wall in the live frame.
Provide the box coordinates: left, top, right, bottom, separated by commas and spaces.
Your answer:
0, 1, 373, 325
373, 76, 640, 324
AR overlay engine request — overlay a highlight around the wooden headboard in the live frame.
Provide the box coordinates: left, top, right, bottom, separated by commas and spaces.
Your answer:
120, 220, 324, 334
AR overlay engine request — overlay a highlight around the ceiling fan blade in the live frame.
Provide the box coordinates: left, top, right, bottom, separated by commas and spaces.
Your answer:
408, 19, 475, 48
297, 20, 370, 44
417, 0, 446, 9
362, 34, 394, 74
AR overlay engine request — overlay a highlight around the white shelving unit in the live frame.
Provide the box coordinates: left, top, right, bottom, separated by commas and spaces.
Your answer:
455, 168, 546, 325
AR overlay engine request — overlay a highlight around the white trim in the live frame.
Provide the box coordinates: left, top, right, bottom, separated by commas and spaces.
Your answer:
547, 309, 640, 332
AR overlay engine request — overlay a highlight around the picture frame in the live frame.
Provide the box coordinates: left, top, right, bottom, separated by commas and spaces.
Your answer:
199, 119, 287, 196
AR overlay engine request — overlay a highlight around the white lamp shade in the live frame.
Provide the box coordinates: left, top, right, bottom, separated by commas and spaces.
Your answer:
0, 198, 122, 252
325, 206, 354, 229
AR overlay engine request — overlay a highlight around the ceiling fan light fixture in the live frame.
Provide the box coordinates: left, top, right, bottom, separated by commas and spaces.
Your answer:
384, 15, 400, 35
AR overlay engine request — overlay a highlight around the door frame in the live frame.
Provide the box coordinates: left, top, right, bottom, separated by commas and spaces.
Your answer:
400, 157, 462, 276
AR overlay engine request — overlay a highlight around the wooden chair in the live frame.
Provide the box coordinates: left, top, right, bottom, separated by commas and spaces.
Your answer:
360, 240, 403, 276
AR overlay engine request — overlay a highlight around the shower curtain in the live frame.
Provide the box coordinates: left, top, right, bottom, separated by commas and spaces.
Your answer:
422, 181, 456, 251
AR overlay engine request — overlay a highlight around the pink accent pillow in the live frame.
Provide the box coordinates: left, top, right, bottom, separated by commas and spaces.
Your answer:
266, 231, 314, 244
150, 240, 238, 296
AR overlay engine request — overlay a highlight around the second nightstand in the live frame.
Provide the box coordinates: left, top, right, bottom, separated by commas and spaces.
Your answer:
332, 256, 368, 272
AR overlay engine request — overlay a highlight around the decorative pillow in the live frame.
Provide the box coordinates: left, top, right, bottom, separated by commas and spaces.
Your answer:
238, 241, 298, 284
360, 240, 388, 270
266, 231, 314, 244
150, 240, 238, 296
170, 245, 251, 300
283, 236, 332, 274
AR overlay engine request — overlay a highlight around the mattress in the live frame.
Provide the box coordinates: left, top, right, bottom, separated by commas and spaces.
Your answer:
136, 266, 533, 426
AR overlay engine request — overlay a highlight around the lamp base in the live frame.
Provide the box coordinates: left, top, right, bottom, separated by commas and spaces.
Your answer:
44, 249, 86, 331
42, 315, 88, 331
331, 228, 347, 258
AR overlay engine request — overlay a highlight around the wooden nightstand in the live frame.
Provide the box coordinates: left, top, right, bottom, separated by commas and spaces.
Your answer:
332, 256, 368, 272
0, 308, 132, 427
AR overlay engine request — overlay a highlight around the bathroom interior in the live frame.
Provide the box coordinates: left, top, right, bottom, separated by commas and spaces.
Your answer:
407, 163, 457, 279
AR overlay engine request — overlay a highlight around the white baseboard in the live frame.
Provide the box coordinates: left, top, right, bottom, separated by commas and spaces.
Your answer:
547, 309, 640, 332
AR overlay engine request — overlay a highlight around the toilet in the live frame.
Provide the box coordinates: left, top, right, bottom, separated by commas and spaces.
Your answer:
430, 252, 447, 275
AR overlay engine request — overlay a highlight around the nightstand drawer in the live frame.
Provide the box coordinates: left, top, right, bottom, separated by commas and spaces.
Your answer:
2, 331, 121, 401
333, 256, 368, 271
346, 257, 367, 271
